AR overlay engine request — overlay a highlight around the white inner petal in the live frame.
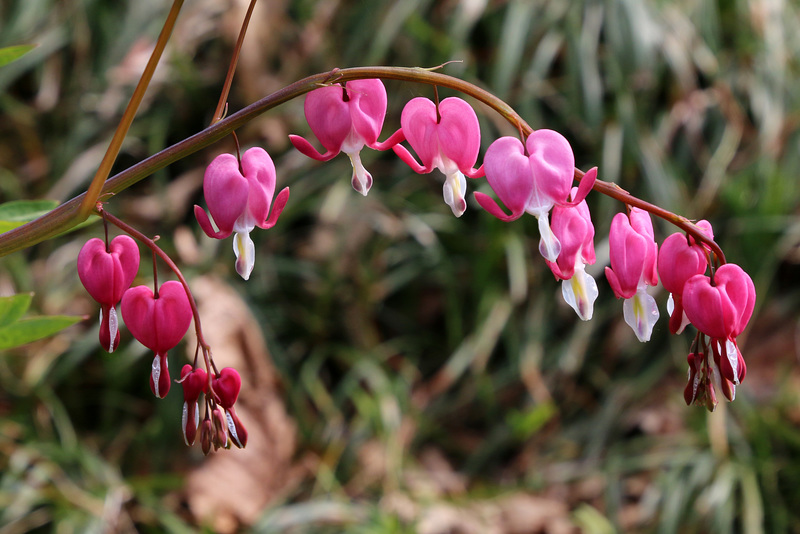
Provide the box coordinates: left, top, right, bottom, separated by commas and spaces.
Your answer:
622, 286, 660, 342
226, 411, 242, 448
537, 214, 561, 263
561, 265, 598, 321
233, 231, 256, 281
182, 401, 189, 446
152, 356, 161, 398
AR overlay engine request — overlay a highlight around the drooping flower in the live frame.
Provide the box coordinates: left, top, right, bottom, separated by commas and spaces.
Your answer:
211, 367, 248, 448
605, 208, 660, 342
682, 263, 755, 392
657, 220, 713, 334
120, 280, 193, 399
545, 189, 598, 320
77, 235, 140, 353
289, 79, 387, 195
475, 130, 597, 262
179, 364, 207, 446
194, 147, 289, 281
387, 97, 483, 217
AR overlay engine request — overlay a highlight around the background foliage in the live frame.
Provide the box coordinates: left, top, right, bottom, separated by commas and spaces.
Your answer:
1, 0, 799, 532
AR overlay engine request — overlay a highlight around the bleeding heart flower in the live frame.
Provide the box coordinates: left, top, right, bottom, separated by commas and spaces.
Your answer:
211, 367, 241, 409
210, 367, 247, 448
120, 280, 193, 398
545, 190, 598, 321
387, 97, 483, 217
683, 263, 755, 386
194, 147, 289, 280
604, 208, 660, 342
179, 364, 207, 446
77, 235, 140, 353
475, 131, 597, 262
289, 79, 387, 195
658, 220, 713, 334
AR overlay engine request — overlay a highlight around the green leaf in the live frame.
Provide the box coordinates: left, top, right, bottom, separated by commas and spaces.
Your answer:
0, 293, 33, 329
0, 44, 37, 68
0, 199, 60, 233
0, 316, 82, 351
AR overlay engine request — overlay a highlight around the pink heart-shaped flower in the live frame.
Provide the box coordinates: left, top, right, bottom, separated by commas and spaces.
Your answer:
212, 367, 242, 409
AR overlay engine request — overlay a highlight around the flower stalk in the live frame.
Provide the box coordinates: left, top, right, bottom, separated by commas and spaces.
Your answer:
0, 66, 725, 262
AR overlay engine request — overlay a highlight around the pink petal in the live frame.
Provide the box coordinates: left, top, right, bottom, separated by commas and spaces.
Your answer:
347, 79, 387, 146
202, 153, 249, 236
399, 97, 440, 171
436, 97, 480, 172
304, 84, 352, 153
241, 147, 276, 226
525, 129, 575, 212
482, 136, 533, 219
658, 233, 707, 294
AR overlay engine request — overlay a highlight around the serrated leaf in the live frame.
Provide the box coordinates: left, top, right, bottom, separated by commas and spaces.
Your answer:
0, 316, 82, 350
0, 44, 37, 68
0, 293, 33, 329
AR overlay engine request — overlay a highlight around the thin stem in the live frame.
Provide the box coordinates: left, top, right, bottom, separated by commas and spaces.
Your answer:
209, 0, 258, 126
576, 168, 726, 264
0, 66, 725, 262
152, 243, 159, 298
98, 207, 211, 356
78, 0, 185, 219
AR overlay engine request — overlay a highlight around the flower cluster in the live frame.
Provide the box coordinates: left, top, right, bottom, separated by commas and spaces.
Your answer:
79, 74, 757, 454
77, 232, 247, 452
180, 365, 248, 453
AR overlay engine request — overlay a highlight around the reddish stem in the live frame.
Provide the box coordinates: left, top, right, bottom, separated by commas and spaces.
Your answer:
98, 206, 214, 368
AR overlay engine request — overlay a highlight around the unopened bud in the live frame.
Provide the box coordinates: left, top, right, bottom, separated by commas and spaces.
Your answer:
226, 407, 248, 449
212, 406, 228, 449
200, 418, 213, 455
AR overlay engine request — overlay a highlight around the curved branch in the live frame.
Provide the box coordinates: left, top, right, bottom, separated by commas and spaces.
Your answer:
0, 66, 725, 262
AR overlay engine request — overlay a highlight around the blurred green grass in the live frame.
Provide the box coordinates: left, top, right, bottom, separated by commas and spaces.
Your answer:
1, 0, 800, 532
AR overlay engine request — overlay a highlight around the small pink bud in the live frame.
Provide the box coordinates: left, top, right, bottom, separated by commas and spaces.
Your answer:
212, 406, 228, 450
658, 221, 713, 334
225, 406, 248, 449
684, 353, 704, 406
77, 235, 140, 352
211, 367, 241, 409
200, 418, 213, 455
180, 364, 207, 446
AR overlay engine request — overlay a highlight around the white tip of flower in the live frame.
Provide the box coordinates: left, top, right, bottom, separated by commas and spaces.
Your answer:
182, 401, 189, 446
348, 152, 372, 196
561, 265, 598, 321
226, 410, 243, 449
725, 339, 740, 385
666, 293, 690, 334
623, 286, 660, 342
233, 231, 256, 281
537, 214, 561, 263
152, 356, 162, 398
108, 306, 118, 353
443, 170, 468, 217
